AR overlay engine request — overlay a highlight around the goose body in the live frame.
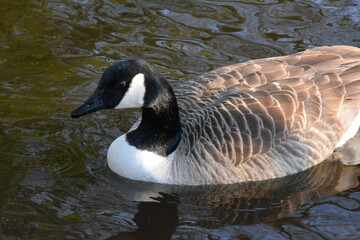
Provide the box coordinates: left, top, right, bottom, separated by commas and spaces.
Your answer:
72, 46, 360, 185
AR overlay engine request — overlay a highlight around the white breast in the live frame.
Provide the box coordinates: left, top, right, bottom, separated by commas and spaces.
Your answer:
107, 134, 174, 183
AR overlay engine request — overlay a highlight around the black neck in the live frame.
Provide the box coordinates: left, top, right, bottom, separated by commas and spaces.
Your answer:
126, 81, 181, 157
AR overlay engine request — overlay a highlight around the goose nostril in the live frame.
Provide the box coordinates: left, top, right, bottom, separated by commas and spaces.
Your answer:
87, 99, 96, 107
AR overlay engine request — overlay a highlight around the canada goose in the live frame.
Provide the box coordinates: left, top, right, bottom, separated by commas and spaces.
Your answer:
72, 45, 360, 185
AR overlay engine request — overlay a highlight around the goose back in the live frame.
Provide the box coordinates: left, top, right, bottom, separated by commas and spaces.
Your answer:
172, 46, 360, 184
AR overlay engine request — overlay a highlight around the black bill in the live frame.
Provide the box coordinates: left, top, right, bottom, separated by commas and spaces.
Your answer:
71, 89, 106, 118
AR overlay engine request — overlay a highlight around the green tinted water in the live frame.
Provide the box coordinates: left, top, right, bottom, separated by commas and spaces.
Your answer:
1, 0, 360, 239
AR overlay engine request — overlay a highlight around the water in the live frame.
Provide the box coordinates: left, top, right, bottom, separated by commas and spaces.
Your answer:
1, 0, 360, 239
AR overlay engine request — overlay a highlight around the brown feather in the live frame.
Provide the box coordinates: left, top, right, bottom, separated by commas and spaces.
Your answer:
172, 45, 360, 184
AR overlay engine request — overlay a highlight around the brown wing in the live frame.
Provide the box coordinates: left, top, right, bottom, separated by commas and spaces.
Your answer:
174, 46, 360, 183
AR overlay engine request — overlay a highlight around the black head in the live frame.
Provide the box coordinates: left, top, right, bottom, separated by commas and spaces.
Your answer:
71, 59, 157, 118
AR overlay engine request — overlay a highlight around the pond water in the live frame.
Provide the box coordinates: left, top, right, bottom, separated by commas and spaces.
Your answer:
1, 0, 360, 239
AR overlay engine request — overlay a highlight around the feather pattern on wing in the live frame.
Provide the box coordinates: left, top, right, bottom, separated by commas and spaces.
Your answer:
171, 46, 360, 185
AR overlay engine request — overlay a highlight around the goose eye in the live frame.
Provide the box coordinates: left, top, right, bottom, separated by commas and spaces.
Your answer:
116, 81, 126, 89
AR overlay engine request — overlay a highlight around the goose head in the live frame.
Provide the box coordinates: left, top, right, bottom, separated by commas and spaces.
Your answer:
71, 59, 170, 118
71, 59, 181, 158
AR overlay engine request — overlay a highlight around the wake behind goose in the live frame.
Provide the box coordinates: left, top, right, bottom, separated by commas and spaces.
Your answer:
72, 45, 360, 185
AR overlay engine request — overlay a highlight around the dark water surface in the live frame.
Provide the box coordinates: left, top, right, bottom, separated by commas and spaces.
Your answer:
1, 0, 360, 239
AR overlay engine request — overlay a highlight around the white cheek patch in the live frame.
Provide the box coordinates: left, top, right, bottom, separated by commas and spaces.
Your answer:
115, 73, 146, 109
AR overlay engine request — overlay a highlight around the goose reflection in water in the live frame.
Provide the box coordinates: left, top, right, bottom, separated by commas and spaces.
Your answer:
106, 193, 179, 240
106, 153, 360, 239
